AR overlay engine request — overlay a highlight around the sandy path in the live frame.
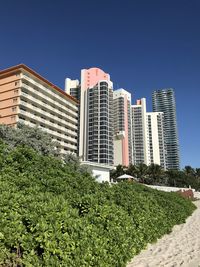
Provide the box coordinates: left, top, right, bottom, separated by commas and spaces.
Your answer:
127, 201, 200, 267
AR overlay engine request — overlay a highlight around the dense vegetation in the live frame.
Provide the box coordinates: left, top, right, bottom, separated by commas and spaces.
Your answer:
0, 124, 196, 266
0, 123, 60, 157
111, 163, 200, 190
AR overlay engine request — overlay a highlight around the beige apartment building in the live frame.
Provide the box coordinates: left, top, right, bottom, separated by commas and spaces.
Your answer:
113, 88, 133, 167
0, 64, 79, 155
132, 98, 166, 169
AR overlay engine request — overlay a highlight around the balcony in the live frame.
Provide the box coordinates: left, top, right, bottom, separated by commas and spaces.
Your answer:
21, 84, 78, 119
20, 98, 78, 133
22, 75, 77, 111
19, 110, 77, 144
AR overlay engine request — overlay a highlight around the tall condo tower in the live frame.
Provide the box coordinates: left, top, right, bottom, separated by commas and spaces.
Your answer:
152, 88, 180, 170
132, 98, 148, 165
66, 68, 114, 165
65, 79, 80, 101
113, 89, 132, 166
132, 98, 166, 169
146, 112, 166, 169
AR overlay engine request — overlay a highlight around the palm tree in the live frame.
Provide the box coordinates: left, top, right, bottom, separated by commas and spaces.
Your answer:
195, 168, 200, 178
110, 164, 125, 181
134, 163, 148, 183
148, 163, 163, 185
127, 164, 137, 177
165, 169, 187, 187
184, 166, 195, 177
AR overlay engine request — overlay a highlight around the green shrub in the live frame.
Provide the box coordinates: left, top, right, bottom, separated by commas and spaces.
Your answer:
0, 141, 196, 266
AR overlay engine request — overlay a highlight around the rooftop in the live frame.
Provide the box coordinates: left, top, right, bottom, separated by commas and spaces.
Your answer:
0, 64, 79, 104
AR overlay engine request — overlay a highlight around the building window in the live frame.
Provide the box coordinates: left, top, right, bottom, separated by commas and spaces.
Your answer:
12, 107, 17, 112
14, 89, 18, 94
13, 98, 17, 103
11, 115, 16, 121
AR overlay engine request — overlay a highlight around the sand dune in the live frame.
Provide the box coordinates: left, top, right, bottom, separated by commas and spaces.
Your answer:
127, 201, 200, 267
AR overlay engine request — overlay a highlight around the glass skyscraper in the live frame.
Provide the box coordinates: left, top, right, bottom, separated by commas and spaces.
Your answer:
152, 88, 180, 170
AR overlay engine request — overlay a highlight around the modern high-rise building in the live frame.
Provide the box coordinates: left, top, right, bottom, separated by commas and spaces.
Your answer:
152, 88, 180, 170
65, 78, 81, 152
65, 78, 80, 101
146, 112, 166, 169
0, 64, 79, 155
132, 98, 148, 165
113, 89, 132, 166
132, 98, 166, 169
66, 68, 114, 165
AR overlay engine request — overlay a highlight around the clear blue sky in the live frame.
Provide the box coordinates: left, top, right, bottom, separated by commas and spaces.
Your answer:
0, 0, 199, 168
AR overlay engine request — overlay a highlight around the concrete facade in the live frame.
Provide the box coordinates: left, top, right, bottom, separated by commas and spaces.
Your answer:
113, 88, 132, 166
66, 67, 114, 165
80, 161, 114, 183
132, 98, 148, 165
132, 98, 166, 169
0, 64, 79, 155
146, 112, 166, 169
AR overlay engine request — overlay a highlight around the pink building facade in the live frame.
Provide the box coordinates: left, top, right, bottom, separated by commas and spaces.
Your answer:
66, 67, 114, 165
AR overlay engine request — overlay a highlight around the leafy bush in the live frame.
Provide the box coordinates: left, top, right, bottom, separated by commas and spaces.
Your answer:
0, 123, 60, 157
0, 141, 196, 266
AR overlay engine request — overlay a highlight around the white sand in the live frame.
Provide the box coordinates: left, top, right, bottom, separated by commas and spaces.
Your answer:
127, 201, 200, 267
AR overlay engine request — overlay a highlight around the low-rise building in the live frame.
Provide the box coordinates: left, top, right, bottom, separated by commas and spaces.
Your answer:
81, 161, 115, 183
